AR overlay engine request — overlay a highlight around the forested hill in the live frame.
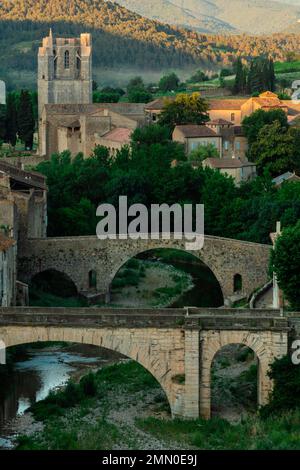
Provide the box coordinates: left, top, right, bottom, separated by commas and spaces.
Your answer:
1, 0, 300, 88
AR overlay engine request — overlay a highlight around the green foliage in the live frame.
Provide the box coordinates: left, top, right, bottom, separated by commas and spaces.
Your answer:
261, 355, 300, 418
188, 143, 219, 162
127, 77, 152, 103
158, 73, 180, 92
187, 70, 209, 83
17, 89, 35, 149
271, 221, 300, 309
93, 87, 124, 103
158, 92, 209, 131
137, 410, 300, 449
249, 121, 300, 176
242, 109, 288, 146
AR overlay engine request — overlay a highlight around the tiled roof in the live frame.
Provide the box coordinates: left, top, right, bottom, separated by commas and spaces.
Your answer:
209, 99, 247, 110
101, 127, 132, 143
204, 158, 256, 169
0, 233, 15, 252
175, 125, 219, 138
207, 118, 233, 125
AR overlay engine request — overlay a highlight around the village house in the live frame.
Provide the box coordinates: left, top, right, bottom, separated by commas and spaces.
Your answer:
146, 91, 300, 126
202, 158, 257, 185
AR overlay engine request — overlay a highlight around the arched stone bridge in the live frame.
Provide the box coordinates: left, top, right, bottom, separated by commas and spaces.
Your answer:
18, 235, 271, 305
0, 307, 291, 419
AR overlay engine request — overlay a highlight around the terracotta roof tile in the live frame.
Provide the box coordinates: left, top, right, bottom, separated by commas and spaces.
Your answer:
175, 125, 219, 138
101, 127, 132, 143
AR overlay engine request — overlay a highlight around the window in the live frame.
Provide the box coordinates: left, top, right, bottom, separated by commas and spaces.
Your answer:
224, 141, 229, 151
64, 50, 70, 69
89, 270, 97, 289
234, 274, 242, 293
235, 141, 241, 151
231, 113, 235, 122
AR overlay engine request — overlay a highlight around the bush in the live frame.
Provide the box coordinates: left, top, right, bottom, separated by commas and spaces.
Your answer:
80, 373, 97, 397
260, 355, 300, 418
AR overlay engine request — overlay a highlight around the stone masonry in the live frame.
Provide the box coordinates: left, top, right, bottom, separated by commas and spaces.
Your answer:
17, 235, 272, 305
0, 307, 290, 419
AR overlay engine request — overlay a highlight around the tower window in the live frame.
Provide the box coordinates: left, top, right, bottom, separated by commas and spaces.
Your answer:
64, 50, 70, 69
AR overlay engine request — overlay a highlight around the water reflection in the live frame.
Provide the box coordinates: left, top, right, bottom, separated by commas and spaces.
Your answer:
0, 347, 104, 446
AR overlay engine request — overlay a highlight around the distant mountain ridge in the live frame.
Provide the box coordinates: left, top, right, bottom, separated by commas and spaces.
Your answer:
114, 0, 300, 34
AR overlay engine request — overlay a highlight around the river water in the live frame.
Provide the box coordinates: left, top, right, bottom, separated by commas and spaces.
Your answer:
0, 345, 115, 449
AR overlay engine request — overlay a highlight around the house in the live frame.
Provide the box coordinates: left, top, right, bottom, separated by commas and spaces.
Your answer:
202, 158, 257, 185
146, 92, 300, 127
272, 172, 300, 187
172, 121, 248, 160
172, 125, 222, 155
95, 127, 132, 157
39, 103, 145, 159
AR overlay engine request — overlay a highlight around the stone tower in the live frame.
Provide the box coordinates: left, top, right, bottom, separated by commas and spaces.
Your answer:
38, 30, 92, 118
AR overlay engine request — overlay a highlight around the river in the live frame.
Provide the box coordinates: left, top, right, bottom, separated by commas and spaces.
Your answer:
0, 344, 120, 449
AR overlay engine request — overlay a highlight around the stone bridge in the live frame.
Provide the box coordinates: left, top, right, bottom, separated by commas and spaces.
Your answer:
0, 307, 291, 419
18, 235, 271, 305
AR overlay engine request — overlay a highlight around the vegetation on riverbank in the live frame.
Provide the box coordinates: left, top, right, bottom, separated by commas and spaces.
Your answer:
14, 354, 300, 450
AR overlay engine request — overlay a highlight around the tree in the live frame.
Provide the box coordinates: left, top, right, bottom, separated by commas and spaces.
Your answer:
242, 109, 288, 146
233, 58, 247, 95
158, 93, 209, 131
188, 70, 208, 83
248, 121, 300, 176
158, 73, 180, 92
126, 77, 152, 103
188, 143, 219, 162
5, 93, 17, 147
271, 221, 300, 309
131, 124, 170, 146
17, 90, 35, 150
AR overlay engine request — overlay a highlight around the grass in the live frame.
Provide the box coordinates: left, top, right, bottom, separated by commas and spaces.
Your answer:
275, 61, 300, 74
29, 288, 87, 307
136, 410, 300, 450
15, 361, 162, 450
14, 359, 300, 450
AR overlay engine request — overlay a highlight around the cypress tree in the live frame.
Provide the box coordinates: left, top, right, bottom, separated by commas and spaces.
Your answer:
234, 57, 244, 94
5, 93, 17, 147
17, 90, 35, 150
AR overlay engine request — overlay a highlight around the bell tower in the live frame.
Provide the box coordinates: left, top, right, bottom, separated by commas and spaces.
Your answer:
38, 30, 92, 118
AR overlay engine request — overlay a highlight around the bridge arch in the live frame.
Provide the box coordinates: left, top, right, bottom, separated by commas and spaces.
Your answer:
0, 324, 184, 417
108, 247, 225, 307
199, 330, 275, 419
30, 269, 78, 297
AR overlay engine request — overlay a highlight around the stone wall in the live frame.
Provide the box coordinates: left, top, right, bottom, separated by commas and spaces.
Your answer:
0, 242, 16, 306
18, 235, 272, 304
0, 308, 290, 419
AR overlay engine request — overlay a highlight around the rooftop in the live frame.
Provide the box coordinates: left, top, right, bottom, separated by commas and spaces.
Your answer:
175, 125, 219, 138
204, 158, 256, 169
101, 127, 132, 143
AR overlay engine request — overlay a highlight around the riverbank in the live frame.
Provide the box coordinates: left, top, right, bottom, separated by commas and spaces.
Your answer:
14, 360, 300, 450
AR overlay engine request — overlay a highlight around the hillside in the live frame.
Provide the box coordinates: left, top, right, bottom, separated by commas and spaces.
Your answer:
115, 0, 300, 35
0, 0, 300, 89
